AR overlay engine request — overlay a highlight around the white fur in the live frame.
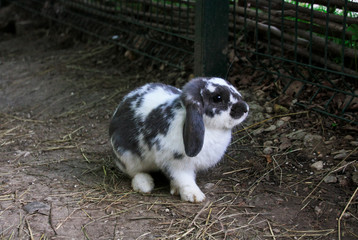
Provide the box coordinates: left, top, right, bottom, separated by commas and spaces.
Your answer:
124, 84, 150, 100
170, 172, 206, 202
159, 124, 231, 202
209, 78, 242, 97
206, 83, 217, 93
230, 94, 239, 104
137, 87, 179, 119
132, 173, 154, 193
209, 77, 228, 86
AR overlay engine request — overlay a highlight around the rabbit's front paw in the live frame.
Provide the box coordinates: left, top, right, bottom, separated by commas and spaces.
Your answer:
132, 173, 154, 193
180, 186, 206, 203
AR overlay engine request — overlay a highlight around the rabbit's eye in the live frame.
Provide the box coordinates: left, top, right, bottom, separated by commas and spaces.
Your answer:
212, 94, 222, 103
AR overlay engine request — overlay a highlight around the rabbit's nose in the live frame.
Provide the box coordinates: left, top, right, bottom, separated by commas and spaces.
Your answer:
230, 101, 249, 119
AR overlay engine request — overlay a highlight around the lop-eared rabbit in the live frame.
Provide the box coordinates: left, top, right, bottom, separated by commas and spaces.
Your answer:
109, 77, 249, 202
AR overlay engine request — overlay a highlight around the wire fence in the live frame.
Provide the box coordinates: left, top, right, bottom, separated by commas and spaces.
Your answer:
229, 0, 358, 124
9, 0, 195, 69
6, 0, 358, 124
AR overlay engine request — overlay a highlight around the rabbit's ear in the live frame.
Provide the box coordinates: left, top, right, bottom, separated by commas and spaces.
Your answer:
181, 78, 207, 157
183, 104, 205, 157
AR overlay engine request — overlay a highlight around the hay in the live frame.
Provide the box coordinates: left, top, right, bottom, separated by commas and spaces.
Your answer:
338, 187, 358, 240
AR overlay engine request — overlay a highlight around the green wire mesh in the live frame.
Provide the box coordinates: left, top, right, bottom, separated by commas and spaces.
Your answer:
230, 0, 357, 124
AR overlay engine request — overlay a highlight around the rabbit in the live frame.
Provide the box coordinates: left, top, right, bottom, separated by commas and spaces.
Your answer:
109, 77, 249, 202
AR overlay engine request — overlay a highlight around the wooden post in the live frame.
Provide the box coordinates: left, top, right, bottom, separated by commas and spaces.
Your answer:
194, 0, 229, 78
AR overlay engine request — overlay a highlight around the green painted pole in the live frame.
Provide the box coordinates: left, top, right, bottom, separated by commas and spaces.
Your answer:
194, 0, 229, 78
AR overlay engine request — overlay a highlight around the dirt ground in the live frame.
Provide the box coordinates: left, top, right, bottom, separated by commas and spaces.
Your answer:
1, 9, 358, 240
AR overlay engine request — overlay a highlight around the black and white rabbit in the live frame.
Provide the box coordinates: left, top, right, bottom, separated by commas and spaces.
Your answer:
109, 77, 249, 202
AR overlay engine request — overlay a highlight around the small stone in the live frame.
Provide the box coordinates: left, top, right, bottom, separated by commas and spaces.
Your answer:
263, 141, 273, 147
344, 135, 354, 141
281, 116, 291, 122
304, 134, 323, 147
265, 106, 273, 113
276, 120, 285, 127
334, 150, 347, 160
311, 161, 324, 171
286, 130, 306, 140
279, 137, 291, 151
263, 147, 273, 155
264, 125, 277, 132
204, 183, 215, 190
255, 90, 265, 100
248, 102, 264, 113
23, 201, 50, 214
342, 212, 351, 218
253, 128, 264, 136
245, 107, 266, 125
323, 175, 337, 183
44, 196, 53, 201
273, 228, 280, 233
314, 205, 322, 216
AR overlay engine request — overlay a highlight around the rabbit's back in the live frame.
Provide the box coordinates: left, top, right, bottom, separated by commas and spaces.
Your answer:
109, 83, 184, 175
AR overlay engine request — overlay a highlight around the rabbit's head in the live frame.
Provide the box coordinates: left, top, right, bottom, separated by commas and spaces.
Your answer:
181, 77, 249, 157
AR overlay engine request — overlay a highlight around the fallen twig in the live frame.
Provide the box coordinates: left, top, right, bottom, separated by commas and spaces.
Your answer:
25, 218, 34, 240
189, 201, 211, 227
338, 187, 358, 240
234, 111, 309, 134
41, 145, 77, 152
267, 220, 276, 240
